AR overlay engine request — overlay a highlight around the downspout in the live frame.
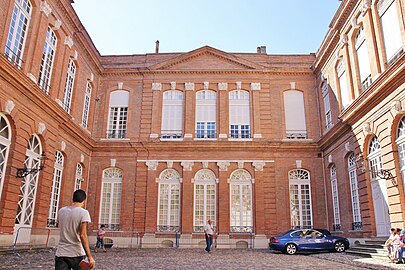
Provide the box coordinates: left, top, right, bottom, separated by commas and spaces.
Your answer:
321, 152, 330, 230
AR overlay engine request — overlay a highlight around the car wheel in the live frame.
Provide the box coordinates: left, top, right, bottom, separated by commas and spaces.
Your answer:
285, 243, 297, 255
334, 241, 346, 253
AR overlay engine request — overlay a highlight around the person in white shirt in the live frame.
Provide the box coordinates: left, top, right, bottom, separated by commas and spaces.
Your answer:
204, 219, 214, 253
55, 189, 95, 270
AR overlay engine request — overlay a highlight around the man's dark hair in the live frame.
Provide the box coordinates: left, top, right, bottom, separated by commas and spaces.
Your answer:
73, 189, 87, 203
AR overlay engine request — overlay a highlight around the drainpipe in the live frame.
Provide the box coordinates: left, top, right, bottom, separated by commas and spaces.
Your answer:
321, 152, 330, 230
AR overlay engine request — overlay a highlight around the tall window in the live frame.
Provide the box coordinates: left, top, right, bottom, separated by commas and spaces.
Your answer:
194, 169, 216, 232
81, 82, 92, 129
378, 0, 403, 64
38, 27, 57, 94
355, 26, 372, 91
195, 90, 216, 139
284, 90, 307, 139
229, 90, 250, 139
322, 82, 332, 129
348, 153, 362, 230
330, 165, 341, 231
161, 90, 183, 139
157, 169, 181, 232
230, 169, 252, 232
289, 169, 312, 229
15, 135, 42, 228
74, 163, 83, 191
47, 151, 64, 227
62, 59, 76, 113
99, 168, 122, 231
337, 59, 350, 110
5, 0, 32, 68
107, 90, 129, 139
396, 116, 405, 193
0, 114, 12, 201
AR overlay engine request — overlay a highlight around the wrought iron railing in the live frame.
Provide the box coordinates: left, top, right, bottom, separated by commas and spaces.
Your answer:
106, 130, 126, 139
47, 219, 58, 228
195, 131, 216, 139
352, 222, 363, 231
230, 226, 253, 233
157, 225, 180, 232
332, 223, 341, 231
286, 131, 308, 139
4, 45, 23, 69
361, 75, 372, 92
229, 132, 251, 139
98, 223, 120, 231
160, 131, 182, 139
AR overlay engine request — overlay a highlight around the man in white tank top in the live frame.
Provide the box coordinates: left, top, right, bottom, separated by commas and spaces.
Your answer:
204, 219, 214, 253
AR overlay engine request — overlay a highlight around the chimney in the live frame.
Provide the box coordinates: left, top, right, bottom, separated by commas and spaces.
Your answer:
257, 47, 261, 53
257, 46, 267, 54
155, 40, 160, 54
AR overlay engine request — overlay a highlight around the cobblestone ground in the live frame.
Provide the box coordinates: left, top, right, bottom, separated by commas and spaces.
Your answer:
1, 249, 404, 270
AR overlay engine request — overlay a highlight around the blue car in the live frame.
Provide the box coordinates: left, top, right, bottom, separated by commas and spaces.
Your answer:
269, 229, 350, 255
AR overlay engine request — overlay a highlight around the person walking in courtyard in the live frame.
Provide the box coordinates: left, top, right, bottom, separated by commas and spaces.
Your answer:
55, 189, 95, 270
204, 219, 214, 253
95, 224, 106, 253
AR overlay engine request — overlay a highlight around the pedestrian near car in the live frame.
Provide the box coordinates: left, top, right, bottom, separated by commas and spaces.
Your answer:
204, 219, 214, 253
397, 229, 405, 264
95, 224, 106, 253
391, 228, 402, 263
55, 189, 95, 270
385, 228, 396, 259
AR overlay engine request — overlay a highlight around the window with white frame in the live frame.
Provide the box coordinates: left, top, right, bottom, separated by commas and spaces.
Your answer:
0, 114, 12, 202
322, 82, 332, 129
330, 165, 341, 231
107, 90, 129, 139
15, 135, 42, 227
161, 90, 183, 139
47, 151, 64, 227
196, 90, 216, 138
230, 169, 252, 232
229, 90, 250, 139
5, 0, 32, 68
289, 169, 312, 229
337, 59, 350, 110
284, 90, 307, 139
396, 116, 405, 193
355, 26, 372, 91
378, 0, 403, 64
74, 163, 83, 191
193, 169, 216, 232
99, 168, 122, 231
157, 169, 181, 232
368, 136, 383, 180
348, 153, 362, 230
81, 82, 92, 129
38, 27, 57, 94
62, 59, 76, 113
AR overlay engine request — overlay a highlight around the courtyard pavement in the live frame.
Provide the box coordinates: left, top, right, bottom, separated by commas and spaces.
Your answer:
1, 248, 404, 270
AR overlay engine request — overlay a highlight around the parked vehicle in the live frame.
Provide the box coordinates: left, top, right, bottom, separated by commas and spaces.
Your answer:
269, 229, 350, 255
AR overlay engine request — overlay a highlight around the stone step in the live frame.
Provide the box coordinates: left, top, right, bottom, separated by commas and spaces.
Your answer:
346, 249, 388, 259
350, 246, 386, 254
356, 243, 385, 249
364, 239, 386, 245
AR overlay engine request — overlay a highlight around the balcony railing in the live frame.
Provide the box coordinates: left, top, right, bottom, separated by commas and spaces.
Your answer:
4, 45, 23, 69
98, 223, 120, 231
352, 222, 363, 231
193, 225, 217, 233
229, 132, 251, 139
387, 48, 404, 66
286, 131, 308, 139
291, 225, 313, 230
195, 131, 216, 139
230, 226, 253, 233
160, 131, 182, 139
157, 225, 180, 232
38, 78, 51, 94
106, 130, 126, 139
361, 75, 372, 92
332, 223, 341, 231
47, 218, 58, 228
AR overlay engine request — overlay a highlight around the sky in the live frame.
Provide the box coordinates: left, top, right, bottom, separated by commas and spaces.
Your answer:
72, 0, 341, 56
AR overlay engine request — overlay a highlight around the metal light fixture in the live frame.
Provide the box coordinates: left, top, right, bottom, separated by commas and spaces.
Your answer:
356, 153, 397, 186
16, 152, 48, 178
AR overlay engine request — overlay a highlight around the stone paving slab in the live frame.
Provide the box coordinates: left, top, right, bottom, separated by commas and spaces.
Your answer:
0, 248, 404, 270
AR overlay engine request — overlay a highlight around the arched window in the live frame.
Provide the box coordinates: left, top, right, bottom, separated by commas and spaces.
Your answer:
289, 169, 312, 229
0, 114, 12, 201
283, 90, 307, 139
81, 82, 92, 129
321, 81, 332, 129
348, 153, 362, 230
378, 0, 403, 64
157, 169, 181, 232
355, 26, 372, 91
5, 0, 32, 68
195, 90, 216, 139
368, 136, 391, 236
15, 135, 42, 228
47, 151, 64, 227
161, 90, 183, 139
330, 165, 341, 231
336, 59, 350, 110
229, 90, 250, 139
397, 116, 405, 193
99, 168, 122, 231
74, 163, 83, 191
107, 90, 129, 139
230, 169, 252, 232
193, 169, 216, 232
38, 27, 57, 94
62, 59, 76, 113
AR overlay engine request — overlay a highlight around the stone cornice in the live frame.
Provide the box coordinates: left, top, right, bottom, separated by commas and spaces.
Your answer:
317, 120, 352, 150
